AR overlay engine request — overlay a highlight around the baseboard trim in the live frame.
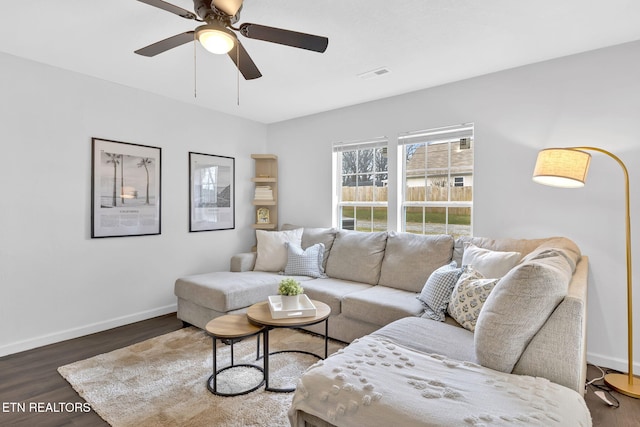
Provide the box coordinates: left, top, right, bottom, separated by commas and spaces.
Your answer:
0, 304, 177, 357
587, 351, 640, 375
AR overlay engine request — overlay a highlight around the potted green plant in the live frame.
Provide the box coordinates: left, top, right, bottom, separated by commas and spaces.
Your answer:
278, 278, 304, 310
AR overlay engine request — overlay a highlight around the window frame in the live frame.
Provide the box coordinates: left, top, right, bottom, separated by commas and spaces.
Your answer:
333, 138, 389, 232
399, 124, 474, 237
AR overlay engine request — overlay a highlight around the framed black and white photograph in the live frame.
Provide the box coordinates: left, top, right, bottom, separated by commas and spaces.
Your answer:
91, 138, 161, 238
189, 152, 235, 232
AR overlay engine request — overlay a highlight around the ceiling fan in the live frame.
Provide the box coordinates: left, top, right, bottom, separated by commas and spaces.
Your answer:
135, 0, 329, 80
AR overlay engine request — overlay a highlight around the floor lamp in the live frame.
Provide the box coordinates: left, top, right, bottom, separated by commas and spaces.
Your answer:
532, 146, 639, 399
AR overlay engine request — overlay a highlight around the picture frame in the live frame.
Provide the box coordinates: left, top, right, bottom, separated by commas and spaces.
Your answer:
257, 207, 270, 224
189, 152, 235, 232
91, 138, 161, 238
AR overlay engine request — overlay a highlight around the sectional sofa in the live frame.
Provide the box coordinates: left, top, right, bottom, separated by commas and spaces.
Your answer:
175, 225, 591, 425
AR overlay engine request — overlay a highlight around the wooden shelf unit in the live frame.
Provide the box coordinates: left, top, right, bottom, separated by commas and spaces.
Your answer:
251, 154, 278, 230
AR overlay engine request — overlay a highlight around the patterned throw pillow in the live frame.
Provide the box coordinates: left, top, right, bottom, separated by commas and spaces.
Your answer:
448, 266, 499, 331
417, 261, 462, 321
282, 242, 327, 278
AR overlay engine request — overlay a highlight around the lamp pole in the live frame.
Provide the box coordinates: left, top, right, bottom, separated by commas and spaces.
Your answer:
569, 147, 638, 397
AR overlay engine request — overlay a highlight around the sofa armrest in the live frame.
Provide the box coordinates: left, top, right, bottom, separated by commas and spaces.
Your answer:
230, 252, 256, 272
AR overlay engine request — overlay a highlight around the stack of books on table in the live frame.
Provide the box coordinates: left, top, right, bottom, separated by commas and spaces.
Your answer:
254, 186, 274, 201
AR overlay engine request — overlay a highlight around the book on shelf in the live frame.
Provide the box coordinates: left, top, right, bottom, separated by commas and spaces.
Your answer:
254, 186, 273, 200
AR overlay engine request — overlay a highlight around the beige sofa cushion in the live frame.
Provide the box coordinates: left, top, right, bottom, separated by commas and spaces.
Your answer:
474, 249, 574, 373
378, 232, 454, 292
341, 286, 425, 327
325, 230, 388, 285
175, 271, 282, 312
373, 317, 477, 363
281, 224, 338, 269
300, 277, 372, 315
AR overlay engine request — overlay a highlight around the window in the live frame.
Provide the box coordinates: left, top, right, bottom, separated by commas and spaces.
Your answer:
333, 138, 388, 231
400, 124, 473, 237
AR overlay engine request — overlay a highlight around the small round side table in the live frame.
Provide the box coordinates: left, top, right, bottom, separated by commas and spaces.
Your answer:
205, 314, 265, 396
247, 300, 331, 393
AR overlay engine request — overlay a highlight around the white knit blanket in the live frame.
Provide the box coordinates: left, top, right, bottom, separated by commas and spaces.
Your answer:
289, 335, 591, 427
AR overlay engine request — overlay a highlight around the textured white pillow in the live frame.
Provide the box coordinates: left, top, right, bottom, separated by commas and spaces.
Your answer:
461, 243, 521, 278
254, 228, 303, 272
448, 266, 499, 332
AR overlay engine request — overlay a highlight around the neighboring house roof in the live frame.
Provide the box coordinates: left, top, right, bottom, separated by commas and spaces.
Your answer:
406, 142, 473, 178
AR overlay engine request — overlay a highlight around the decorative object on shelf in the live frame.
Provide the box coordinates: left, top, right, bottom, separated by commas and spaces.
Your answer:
91, 137, 161, 238
189, 152, 235, 232
278, 278, 304, 310
533, 146, 639, 399
257, 207, 270, 224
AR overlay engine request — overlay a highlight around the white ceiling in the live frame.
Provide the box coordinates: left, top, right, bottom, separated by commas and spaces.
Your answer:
2, 1, 640, 124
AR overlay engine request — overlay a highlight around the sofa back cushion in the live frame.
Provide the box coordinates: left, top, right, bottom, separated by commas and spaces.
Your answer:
281, 224, 338, 270
378, 232, 454, 292
325, 230, 388, 285
474, 249, 574, 373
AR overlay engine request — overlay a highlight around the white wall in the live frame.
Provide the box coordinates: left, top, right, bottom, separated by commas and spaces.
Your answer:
0, 52, 267, 356
267, 40, 640, 373
3, 40, 639, 373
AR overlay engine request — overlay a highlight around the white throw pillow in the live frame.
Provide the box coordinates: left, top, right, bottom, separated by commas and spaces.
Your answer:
254, 228, 303, 272
461, 243, 521, 278
417, 261, 462, 321
282, 242, 327, 278
448, 266, 499, 332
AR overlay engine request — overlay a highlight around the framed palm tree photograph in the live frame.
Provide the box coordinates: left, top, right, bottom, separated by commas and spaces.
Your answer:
189, 152, 235, 232
91, 138, 161, 238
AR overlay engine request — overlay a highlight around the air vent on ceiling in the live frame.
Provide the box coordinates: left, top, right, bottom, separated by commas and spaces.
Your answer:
357, 67, 391, 80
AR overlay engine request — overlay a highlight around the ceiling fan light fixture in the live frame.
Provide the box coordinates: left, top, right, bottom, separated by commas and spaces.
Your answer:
196, 24, 236, 54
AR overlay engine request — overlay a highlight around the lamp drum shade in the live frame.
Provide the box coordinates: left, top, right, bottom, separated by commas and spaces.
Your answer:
532, 148, 591, 188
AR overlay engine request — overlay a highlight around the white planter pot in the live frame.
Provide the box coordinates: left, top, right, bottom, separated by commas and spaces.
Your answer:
280, 295, 300, 310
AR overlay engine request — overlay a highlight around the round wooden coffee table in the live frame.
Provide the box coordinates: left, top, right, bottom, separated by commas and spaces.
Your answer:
247, 300, 331, 393
205, 314, 265, 396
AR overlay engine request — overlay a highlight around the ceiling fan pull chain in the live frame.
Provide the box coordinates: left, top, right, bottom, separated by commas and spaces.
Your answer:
236, 44, 240, 106
194, 39, 198, 98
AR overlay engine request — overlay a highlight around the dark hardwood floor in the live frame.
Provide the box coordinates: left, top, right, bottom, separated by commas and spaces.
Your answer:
0, 314, 183, 426
1, 313, 639, 426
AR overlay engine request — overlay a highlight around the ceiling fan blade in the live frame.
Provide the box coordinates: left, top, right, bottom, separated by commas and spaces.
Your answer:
135, 31, 195, 57
212, 0, 243, 16
239, 23, 328, 53
136, 0, 197, 20
227, 41, 262, 80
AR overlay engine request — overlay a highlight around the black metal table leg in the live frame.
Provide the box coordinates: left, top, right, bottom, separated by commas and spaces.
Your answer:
207, 330, 265, 396
263, 328, 270, 390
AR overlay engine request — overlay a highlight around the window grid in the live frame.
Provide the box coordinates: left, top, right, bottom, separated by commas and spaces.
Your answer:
400, 124, 473, 237
334, 139, 388, 232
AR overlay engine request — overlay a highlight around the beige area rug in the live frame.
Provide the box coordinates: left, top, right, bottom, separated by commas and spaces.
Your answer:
58, 327, 344, 427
